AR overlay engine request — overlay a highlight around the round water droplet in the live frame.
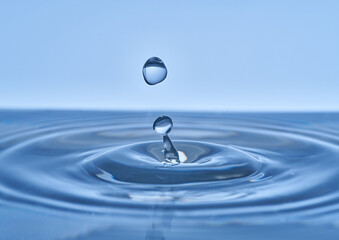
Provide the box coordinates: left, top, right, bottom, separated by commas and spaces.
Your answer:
153, 116, 173, 135
142, 57, 167, 85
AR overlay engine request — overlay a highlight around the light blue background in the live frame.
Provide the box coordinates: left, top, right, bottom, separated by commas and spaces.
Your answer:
0, 0, 338, 111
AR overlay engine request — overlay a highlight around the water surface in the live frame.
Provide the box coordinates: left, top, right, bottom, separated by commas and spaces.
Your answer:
0, 110, 339, 239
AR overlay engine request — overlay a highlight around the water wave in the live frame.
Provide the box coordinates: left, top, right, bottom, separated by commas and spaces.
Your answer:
1, 111, 339, 226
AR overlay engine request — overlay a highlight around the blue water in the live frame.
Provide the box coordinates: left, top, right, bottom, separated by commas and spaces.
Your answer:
1, 110, 339, 239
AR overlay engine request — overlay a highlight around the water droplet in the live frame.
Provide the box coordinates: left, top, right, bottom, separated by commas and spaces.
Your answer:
153, 116, 179, 165
143, 57, 167, 85
153, 116, 173, 135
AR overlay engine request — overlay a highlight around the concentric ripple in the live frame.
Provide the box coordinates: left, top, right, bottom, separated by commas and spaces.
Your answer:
1, 111, 339, 226
81, 141, 262, 184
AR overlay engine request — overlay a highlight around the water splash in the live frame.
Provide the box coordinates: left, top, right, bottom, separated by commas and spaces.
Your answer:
143, 58, 178, 165
2, 111, 339, 240
143, 57, 167, 85
153, 116, 180, 165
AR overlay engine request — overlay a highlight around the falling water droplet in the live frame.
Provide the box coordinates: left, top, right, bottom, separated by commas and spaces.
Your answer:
143, 57, 167, 85
153, 116, 180, 165
153, 116, 173, 135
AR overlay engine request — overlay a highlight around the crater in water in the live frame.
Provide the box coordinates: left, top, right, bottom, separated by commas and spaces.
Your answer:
81, 141, 262, 184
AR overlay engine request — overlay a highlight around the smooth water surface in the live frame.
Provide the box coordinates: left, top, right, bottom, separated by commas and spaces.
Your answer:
1, 110, 339, 239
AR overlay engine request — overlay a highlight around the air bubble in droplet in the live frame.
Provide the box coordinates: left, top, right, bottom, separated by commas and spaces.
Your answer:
142, 57, 167, 85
